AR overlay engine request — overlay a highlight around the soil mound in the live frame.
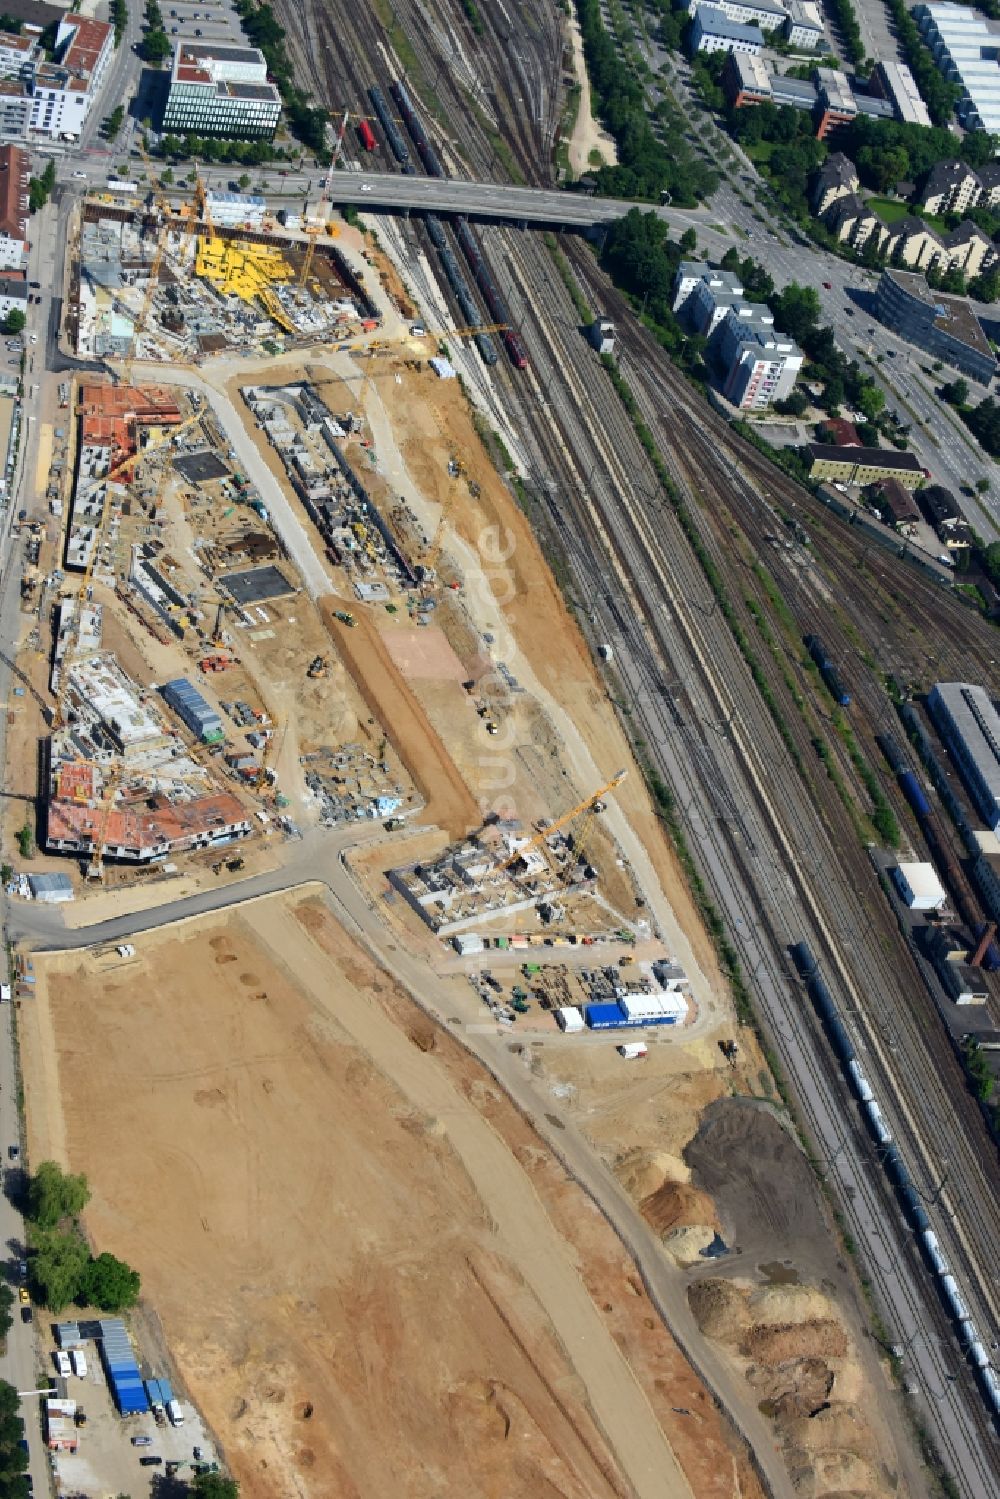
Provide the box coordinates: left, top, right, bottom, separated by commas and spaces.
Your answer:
687, 1278, 750, 1340
741, 1319, 848, 1365
662, 1224, 720, 1265
747, 1283, 834, 1327
783, 1402, 880, 1460
746, 1357, 834, 1420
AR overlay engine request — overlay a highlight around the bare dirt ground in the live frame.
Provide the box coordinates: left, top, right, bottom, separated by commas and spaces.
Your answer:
22, 891, 767, 1499
565, 13, 619, 175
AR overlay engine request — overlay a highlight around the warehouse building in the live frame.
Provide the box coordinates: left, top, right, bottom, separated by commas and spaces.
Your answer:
875, 269, 998, 383
806, 443, 925, 488
893, 862, 947, 910
928, 682, 1000, 833
161, 676, 224, 742
162, 42, 281, 139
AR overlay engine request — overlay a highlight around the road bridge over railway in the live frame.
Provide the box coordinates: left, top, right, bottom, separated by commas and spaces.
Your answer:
325, 170, 712, 230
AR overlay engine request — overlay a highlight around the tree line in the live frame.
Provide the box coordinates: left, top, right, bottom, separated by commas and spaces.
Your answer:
234, 0, 329, 155
24, 1162, 141, 1314
574, 0, 717, 204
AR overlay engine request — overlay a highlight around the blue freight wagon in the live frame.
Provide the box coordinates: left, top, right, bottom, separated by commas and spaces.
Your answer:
898, 770, 930, 818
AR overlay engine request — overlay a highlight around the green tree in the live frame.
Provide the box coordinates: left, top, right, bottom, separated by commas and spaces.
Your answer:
191, 1475, 239, 1499
238, 172, 251, 189
16, 822, 31, 858
28, 1160, 90, 1229
0, 1284, 13, 1343
771, 282, 821, 343
1, 309, 25, 334
30, 1230, 89, 1313
0, 1379, 28, 1498
141, 27, 171, 63
941, 377, 969, 407
80, 1253, 141, 1312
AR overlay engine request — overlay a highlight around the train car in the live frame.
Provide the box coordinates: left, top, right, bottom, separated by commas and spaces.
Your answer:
898, 770, 931, 819
876, 733, 907, 777
804, 634, 850, 707
358, 119, 377, 152
368, 85, 409, 164
425, 214, 448, 251
790, 941, 817, 977
503, 329, 529, 369
474, 332, 498, 366
418, 141, 444, 178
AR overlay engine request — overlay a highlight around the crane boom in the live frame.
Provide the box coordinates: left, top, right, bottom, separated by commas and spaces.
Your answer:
495, 770, 627, 874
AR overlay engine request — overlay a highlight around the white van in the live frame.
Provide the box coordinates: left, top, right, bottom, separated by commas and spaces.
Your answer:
166, 1398, 184, 1426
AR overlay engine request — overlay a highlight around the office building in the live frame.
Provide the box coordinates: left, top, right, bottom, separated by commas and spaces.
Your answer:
687, 0, 787, 26
26, 14, 113, 140
914, 2, 1000, 133
162, 42, 282, 138
869, 60, 932, 127
875, 269, 998, 383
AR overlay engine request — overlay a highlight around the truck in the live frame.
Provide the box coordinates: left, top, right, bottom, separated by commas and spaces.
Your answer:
166, 1399, 184, 1427
333, 610, 356, 627
617, 1041, 649, 1060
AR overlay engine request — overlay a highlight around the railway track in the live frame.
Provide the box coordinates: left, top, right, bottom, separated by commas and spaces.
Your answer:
272, 0, 1000, 1478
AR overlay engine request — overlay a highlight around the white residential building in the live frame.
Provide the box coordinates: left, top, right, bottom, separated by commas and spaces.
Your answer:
0, 29, 36, 79
688, 0, 787, 28
22, 15, 113, 141
784, 0, 824, 48
689, 4, 765, 54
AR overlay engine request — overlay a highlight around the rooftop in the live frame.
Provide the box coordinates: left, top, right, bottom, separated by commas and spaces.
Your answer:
48, 790, 249, 855
808, 442, 923, 470
882, 268, 994, 360
57, 14, 110, 78
932, 681, 1000, 808
0, 143, 29, 243
693, 4, 764, 42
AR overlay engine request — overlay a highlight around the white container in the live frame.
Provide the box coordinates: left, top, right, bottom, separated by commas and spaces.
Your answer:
555, 1006, 584, 1033
70, 1349, 87, 1377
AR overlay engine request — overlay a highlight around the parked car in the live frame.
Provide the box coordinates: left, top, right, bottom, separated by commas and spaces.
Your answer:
72, 171, 87, 180
132, 1436, 153, 1448
20, 1306, 31, 1324
18, 1287, 29, 1305
8, 1145, 18, 1160
18, 1260, 27, 1281
139, 1456, 163, 1467
822, 281, 832, 289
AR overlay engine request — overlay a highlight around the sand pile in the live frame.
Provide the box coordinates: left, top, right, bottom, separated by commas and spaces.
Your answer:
615, 1147, 691, 1197
747, 1284, 835, 1326
783, 1403, 880, 1459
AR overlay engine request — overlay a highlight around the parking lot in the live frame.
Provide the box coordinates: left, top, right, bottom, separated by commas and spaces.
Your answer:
40, 1330, 218, 1497
163, 0, 246, 45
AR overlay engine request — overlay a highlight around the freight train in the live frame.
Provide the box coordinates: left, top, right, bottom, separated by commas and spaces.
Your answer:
358, 119, 377, 152
804, 634, 850, 707
367, 85, 409, 165
877, 732, 1000, 967
388, 77, 530, 371
790, 941, 999, 1419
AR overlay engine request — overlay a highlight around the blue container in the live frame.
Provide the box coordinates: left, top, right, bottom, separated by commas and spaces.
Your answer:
584, 1002, 628, 1030
898, 771, 931, 819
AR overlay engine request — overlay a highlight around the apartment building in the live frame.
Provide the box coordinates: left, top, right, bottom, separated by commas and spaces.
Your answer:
0, 143, 29, 272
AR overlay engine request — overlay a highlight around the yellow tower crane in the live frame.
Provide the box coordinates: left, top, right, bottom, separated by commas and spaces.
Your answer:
495, 770, 628, 876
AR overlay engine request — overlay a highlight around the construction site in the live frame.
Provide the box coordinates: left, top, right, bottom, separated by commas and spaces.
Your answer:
69, 175, 384, 365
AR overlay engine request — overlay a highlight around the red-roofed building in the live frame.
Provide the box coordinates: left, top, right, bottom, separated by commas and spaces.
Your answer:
822, 417, 862, 448
0, 143, 29, 271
